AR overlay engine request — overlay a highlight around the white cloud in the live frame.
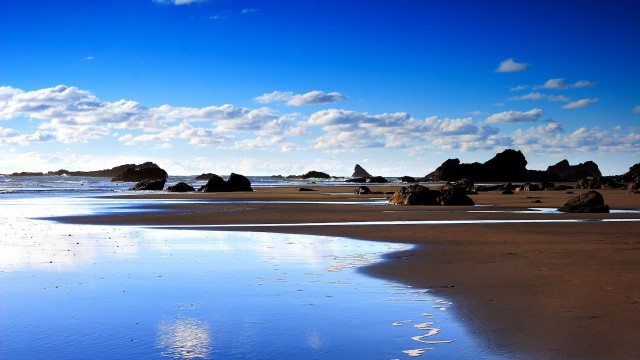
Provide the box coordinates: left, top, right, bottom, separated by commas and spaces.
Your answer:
254, 90, 346, 106
510, 85, 529, 91
535, 78, 598, 90
153, 0, 207, 5
485, 109, 544, 123
495, 58, 529, 73
509, 92, 545, 101
633, 105, 640, 114
241, 8, 259, 14
562, 98, 598, 109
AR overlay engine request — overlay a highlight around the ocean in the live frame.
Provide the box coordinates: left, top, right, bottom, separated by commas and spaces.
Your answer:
0, 175, 505, 359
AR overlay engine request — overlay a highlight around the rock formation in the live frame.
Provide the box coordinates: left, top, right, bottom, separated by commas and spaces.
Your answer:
301, 170, 331, 179
424, 149, 560, 182
199, 173, 253, 192
547, 160, 602, 181
576, 176, 626, 189
111, 163, 168, 182
389, 184, 474, 206
618, 163, 640, 183
129, 178, 166, 191
195, 173, 216, 180
352, 164, 372, 178
167, 182, 196, 192
558, 191, 610, 213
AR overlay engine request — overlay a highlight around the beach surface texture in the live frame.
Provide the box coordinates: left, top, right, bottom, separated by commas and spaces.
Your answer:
58, 186, 640, 359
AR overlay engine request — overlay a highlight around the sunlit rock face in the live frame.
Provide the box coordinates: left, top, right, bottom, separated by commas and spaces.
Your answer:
157, 318, 211, 359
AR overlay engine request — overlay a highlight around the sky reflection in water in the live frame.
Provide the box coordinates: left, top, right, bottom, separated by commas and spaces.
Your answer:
0, 197, 503, 359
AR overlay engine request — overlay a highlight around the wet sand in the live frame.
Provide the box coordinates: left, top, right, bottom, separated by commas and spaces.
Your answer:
58, 186, 640, 359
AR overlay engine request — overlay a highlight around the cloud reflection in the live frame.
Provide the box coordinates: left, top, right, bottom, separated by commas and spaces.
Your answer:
157, 318, 211, 359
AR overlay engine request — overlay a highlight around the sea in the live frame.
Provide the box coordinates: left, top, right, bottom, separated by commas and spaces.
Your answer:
0, 174, 506, 359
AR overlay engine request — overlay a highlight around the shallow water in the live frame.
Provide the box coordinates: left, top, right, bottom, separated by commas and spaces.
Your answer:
0, 196, 503, 359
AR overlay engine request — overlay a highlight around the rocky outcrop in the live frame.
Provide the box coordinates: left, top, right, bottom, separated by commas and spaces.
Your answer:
8, 162, 169, 179
547, 160, 601, 181
389, 184, 474, 206
352, 164, 372, 178
618, 163, 640, 183
111, 163, 168, 182
199, 173, 253, 192
130, 178, 166, 191
167, 182, 196, 192
558, 191, 610, 213
576, 176, 626, 189
301, 170, 331, 179
195, 173, 216, 180
424, 149, 561, 182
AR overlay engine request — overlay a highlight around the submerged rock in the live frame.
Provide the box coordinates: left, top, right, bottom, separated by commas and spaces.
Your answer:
558, 190, 609, 213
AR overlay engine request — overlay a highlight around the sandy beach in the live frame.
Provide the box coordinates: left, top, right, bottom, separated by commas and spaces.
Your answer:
56, 186, 640, 359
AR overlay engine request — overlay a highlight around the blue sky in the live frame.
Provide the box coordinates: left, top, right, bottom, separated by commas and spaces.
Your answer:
1, 0, 639, 176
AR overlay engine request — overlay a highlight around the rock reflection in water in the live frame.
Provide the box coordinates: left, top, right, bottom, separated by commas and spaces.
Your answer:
158, 318, 211, 359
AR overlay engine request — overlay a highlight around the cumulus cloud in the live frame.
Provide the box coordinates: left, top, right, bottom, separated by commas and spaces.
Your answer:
485, 109, 544, 123
254, 90, 346, 106
562, 98, 598, 109
495, 58, 530, 73
535, 78, 598, 90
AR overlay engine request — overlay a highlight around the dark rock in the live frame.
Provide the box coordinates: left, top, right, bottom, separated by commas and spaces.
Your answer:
298, 187, 316, 192
167, 182, 195, 192
558, 190, 610, 213
354, 186, 372, 195
195, 173, 216, 180
628, 182, 640, 194
424, 149, 561, 182
516, 183, 542, 191
437, 184, 475, 206
367, 176, 388, 183
618, 163, 640, 183
400, 176, 417, 183
576, 176, 626, 189
112, 163, 168, 182
352, 164, 372, 178
9, 171, 45, 176
200, 173, 253, 192
547, 160, 602, 181
130, 178, 166, 191
301, 171, 331, 179
389, 185, 439, 205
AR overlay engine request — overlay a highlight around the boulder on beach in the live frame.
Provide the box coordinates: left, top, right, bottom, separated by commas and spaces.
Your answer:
130, 178, 166, 191
618, 163, 640, 183
354, 186, 372, 195
167, 182, 196, 192
558, 190, 610, 213
389, 185, 439, 205
199, 173, 253, 192
367, 176, 389, 183
112, 162, 168, 182
437, 184, 475, 205
399, 176, 418, 183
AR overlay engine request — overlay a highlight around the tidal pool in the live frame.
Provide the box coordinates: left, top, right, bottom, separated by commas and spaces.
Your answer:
0, 196, 502, 359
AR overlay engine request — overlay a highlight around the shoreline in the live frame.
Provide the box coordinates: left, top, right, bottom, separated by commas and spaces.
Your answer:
53, 186, 640, 359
